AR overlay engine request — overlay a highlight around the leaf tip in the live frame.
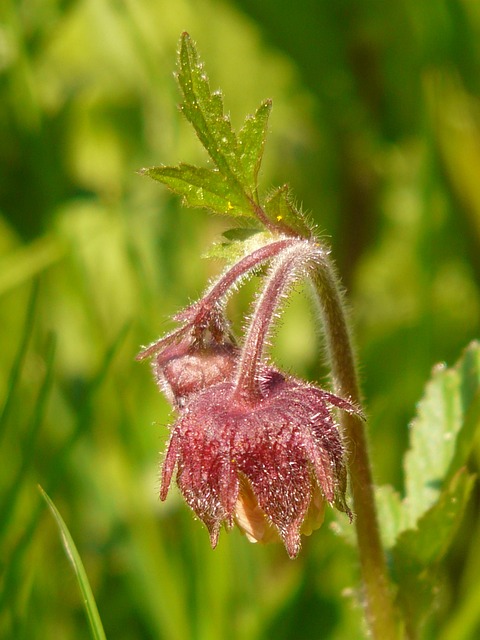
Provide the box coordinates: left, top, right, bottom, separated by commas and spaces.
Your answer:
180, 32, 192, 49
180, 31, 195, 55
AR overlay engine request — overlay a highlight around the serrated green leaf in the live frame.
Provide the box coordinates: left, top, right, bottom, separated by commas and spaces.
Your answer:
237, 99, 272, 199
39, 486, 107, 640
392, 469, 475, 634
177, 33, 254, 216
404, 341, 480, 528
144, 34, 315, 238
264, 185, 312, 238
142, 165, 252, 217
374, 342, 480, 551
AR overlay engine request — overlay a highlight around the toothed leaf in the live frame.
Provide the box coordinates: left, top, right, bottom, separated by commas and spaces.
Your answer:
237, 99, 272, 198
142, 33, 315, 237
142, 165, 253, 217
403, 340, 480, 527
176, 33, 255, 215
374, 341, 480, 551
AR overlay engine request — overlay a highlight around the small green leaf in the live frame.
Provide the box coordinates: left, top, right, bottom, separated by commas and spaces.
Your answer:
375, 342, 480, 551
392, 469, 475, 634
264, 185, 312, 238
177, 33, 253, 213
403, 341, 480, 528
237, 99, 272, 199
39, 486, 107, 640
143, 33, 315, 237
142, 165, 252, 217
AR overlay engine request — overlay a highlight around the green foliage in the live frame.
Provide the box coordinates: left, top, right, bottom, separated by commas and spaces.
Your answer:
404, 342, 480, 526
377, 342, 480, 544
205, 229, 273, 262
143, 31, 313, 266
375, 342, 480, 633
144, 33, 273, 222
142, 164, 247, 217
1, 2, 480, 639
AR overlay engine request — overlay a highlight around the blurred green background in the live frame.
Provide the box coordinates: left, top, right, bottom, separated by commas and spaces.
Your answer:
1, 1, 480, 638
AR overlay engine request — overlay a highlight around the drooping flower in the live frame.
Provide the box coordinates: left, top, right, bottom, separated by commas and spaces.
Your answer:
160, 368, 358, 558
139, 238, 361, 556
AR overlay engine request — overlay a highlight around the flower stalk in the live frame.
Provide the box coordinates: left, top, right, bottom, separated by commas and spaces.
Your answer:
234, 239, 321, 404
137, 238, 298, 362
311, 257, 401, 639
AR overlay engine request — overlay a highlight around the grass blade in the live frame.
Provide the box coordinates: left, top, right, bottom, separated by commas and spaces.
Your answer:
38, 486, 107, 640
0, 325, 130, 615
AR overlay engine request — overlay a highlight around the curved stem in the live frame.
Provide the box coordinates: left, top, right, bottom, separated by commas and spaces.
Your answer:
177, 237, 298, 323
138, 239, 297, 361
311, 253, 401, 639
234, 239, 317, 403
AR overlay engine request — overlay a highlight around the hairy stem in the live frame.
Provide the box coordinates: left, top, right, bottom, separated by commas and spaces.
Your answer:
234, 239, 319, 403
178, 237, 299, 323
312, 254, 401, 639
137, 238, 298, 361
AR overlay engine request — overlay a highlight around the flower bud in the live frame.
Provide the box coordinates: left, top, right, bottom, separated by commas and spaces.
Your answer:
154, 337, 238, 407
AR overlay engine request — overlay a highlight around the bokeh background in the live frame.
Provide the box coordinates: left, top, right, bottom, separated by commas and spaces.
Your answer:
1, 1, 480, 638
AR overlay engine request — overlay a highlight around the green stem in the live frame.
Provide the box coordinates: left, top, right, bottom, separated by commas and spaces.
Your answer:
312, 252, 401, 640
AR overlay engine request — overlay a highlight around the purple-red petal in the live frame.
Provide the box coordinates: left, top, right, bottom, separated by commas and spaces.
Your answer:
159, 373, 353, 556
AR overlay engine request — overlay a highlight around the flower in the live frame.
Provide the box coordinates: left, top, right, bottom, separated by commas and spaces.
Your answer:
139, 239, 361, 556
160, 368, 357, 558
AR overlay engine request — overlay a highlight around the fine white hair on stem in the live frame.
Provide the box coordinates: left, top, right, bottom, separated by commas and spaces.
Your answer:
138, 238, 303, 361
234, 238, 325, 401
